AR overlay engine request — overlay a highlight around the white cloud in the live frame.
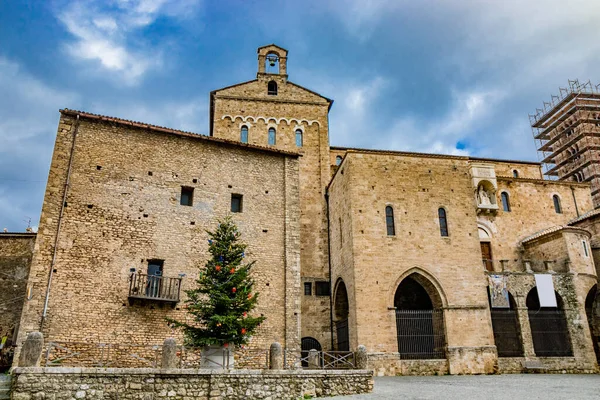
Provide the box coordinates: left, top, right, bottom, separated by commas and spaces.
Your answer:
0, 57, 78, 231
89, 96, 209, 135
54, 0, 202, 85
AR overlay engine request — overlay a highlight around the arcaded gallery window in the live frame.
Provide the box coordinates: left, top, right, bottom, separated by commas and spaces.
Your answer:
240, 125, 248, 143
268, 128, 276, 146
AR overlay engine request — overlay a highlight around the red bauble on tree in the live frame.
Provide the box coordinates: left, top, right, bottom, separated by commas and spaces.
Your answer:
215, 265, 221, 272
232, 287, 237, 293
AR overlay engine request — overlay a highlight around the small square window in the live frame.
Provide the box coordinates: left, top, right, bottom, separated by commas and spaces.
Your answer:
180, 187, 193, 206
315, 281, 330, 296
231, 194, 243, 213
304, 282, 312, 296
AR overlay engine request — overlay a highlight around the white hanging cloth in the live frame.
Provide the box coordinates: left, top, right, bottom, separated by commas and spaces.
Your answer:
534, 274, 557, 308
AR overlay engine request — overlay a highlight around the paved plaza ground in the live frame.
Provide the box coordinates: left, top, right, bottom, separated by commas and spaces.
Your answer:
335, 374, 600, 399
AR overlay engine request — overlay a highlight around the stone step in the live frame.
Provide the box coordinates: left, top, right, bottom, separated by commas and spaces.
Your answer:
0, 388, 9, 399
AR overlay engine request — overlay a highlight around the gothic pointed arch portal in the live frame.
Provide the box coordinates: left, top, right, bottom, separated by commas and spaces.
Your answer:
394, 273, 446, 359
334, 279, 350, 351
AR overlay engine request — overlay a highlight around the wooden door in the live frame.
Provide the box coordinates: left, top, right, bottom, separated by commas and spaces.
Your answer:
481, 242, 493, 272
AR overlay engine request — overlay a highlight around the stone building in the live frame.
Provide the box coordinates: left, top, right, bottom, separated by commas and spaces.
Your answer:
0, 232, 35, 370
11, 44, 600, 374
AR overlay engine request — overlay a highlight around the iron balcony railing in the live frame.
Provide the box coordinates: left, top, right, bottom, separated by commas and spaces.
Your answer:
128, 273, 182, 303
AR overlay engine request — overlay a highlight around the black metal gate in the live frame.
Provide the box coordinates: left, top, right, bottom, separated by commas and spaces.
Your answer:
490, 309, 524, 357
301, 337, 322, 367
336, 318, 349, 351
528, 310, 573, 357
395, 309, 445, 359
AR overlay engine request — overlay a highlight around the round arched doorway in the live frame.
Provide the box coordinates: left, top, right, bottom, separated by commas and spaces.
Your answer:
394, 273, 446, 359
334, 279, 350, 351
488, 290, 524, 357
526, 288, 572, 357
585, 284, 599, 363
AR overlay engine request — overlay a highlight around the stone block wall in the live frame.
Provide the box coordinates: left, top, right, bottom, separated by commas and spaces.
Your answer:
0, 233, 35, 363
11, 368, 373, 400
211, 69, 334, 349
16, 112, 301, 354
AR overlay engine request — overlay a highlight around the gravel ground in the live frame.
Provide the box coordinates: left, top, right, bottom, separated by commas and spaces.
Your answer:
334, 374, 600, 400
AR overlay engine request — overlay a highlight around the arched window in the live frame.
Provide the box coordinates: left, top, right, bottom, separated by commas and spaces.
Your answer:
385, 206, 395, 236
295, 129, 303, 147
553, 195, 562, 214
240, 126, 248, 143
267, 80, 277, 96
268, 127, 276, 145
501, 192, 511, 212
335, 156, 343, 166
512, 170, 519, 178
438, 208, 448, 237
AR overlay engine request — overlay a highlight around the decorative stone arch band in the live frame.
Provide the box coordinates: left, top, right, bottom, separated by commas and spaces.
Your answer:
221, 115, 321, 127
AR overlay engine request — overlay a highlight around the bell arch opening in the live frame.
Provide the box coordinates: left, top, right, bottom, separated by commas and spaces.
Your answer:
393, 273, 446, 359
333, 279, 350, 351
487, 290, 524, 357
526, 288, 572, 357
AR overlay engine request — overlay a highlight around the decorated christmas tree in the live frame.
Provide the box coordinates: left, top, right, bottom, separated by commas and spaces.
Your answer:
168, 216, 265, 347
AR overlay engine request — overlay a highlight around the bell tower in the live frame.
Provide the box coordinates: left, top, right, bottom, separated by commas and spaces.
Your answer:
210, 44, 334, 350
257, 44, 288, 79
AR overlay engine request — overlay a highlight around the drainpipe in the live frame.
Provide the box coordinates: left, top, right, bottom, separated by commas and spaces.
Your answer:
41, 114, 80, 327
325, 189, 335, 350
571, 186, 580, 217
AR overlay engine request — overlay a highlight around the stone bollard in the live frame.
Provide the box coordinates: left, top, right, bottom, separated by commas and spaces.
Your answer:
269, 342, 283, 370
18, 331, 44, 367
161, 338, 178, 369
355, 345, 368, 369
308, 349, 320, 369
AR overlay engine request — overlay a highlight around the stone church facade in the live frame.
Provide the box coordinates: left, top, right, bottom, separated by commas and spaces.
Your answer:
11, 44, 600, 375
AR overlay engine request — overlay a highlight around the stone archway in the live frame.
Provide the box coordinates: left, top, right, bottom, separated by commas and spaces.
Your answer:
585, 284, 599, 363
333, 279, 350, 351
394, 273, 446, 359
526, 288, 573, 357
488, 290, 524, 357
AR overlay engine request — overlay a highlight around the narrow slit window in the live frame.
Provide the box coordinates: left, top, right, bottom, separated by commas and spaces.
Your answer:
553, 195, 562, 214
439, 208, 449, 237
295, 129, 303, 147
513, 170, 519, 178
304, 282, 312, 296
583, 241, 589, 257
268, 128, 276, 145
240, 126, 248, 143
231, 194, 243, 213
180, 187, 194, 206
501, 192, 511, 212
385, 206, 395, 236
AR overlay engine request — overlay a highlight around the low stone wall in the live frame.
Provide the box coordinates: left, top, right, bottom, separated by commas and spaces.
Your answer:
367, 353, 449, 376
11, 367, 373, 400
498, 357, 598, 374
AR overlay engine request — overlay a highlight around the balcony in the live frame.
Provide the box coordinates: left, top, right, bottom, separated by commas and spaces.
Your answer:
128, 273, 182, 305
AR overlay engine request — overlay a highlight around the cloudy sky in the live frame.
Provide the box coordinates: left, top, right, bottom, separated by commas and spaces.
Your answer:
1, 0, 599, 231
